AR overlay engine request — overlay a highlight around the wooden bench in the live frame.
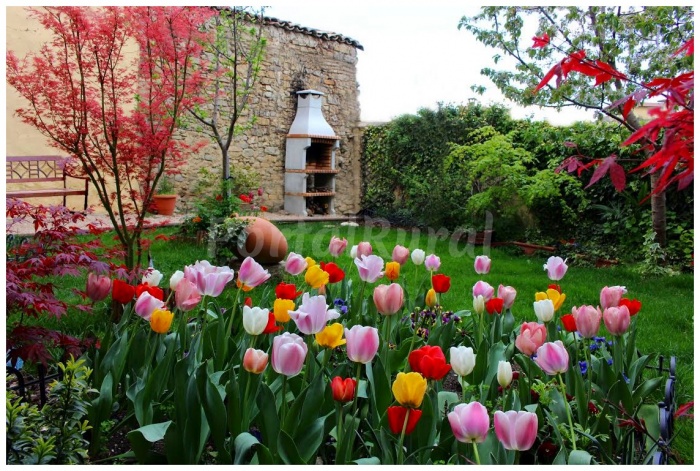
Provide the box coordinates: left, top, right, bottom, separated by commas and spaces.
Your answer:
6, 155, 89, 210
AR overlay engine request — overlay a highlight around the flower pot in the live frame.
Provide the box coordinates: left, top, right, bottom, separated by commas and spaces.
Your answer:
235, 216, 288, 264
152, 195, 177, 216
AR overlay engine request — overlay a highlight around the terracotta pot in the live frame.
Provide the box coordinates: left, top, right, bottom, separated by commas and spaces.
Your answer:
152, 195, 177, 216
236, 216, 288, 264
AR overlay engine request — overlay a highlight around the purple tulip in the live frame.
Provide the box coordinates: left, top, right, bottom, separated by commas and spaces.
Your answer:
345, 325, 379, 364
474, 255, 491, 274
424, 254, 441, 271
498, 284, 517, 310
238, 256, 271, 290
271, 332, 308, 377
472, 280, 495, 301
494, 410, 538, 451
354, 254, 385, 283
535, 341, 570, 375
603, 305, 631, 336
86, 272, 111, 302
543, 256, 568, 281
373, 283, 404, 315
328, 236, 348, 257
448, 401, 490, 444
134, 291, 165, 321
391, 245, 410, 265
600, 285, 627, 309
284, 252, 308, 275
572, 305, 602, 338
288, 293, 340, 335
356, 241, 373, 258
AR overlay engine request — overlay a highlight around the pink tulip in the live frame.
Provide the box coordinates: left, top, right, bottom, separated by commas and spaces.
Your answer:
134, 291, 165, 321
472, 280, 494, 301
603, 305, 631, 336
238, 256, 271, 290
498, 284, 517, 310
345, 325, 379, 364
543, 256, 568, 281
243, 348, 268, 374
494, 410, 538, 451
86, 272, 111, 302
357, 241, 373, 258
535, 341, 570, 375
288, 293, 340, 335
392, 245, 410, 265
271, 332, 308, 377
329, 236, 348, 257
572, 305, 602, 338
515, 322, 547, 356
448, 401, 490, 444
373, 283, 404, 315
424, 254, 441, 271
474, 255, 491, 274
174, 278, 202, 312
184, 260, 234, 297
284, 252, 308, 275
600, 285, 627, 309
354, 254, 385, 283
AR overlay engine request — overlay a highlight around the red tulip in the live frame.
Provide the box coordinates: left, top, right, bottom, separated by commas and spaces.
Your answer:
275, 282, 302, 300
330, 377, 357, 403
619, 298, 641, 316
87, 273, 111, 302
320, 261, 345, 284
112, 279, 136, 304
244, 297, 253, 307
408, 345, 451, 380
135, 283, 164, 301
262, 311, 283, 334
431, 274, 451, 294
387, 406, 422, 435
485, 297, 504, 315
560, 314, 577, 332
548, 284, 562, 293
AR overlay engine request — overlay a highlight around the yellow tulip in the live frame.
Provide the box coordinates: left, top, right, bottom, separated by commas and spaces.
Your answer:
425, 288, 437, 308
305, 264, 329, 289
392, 372, 427, 409
536, 289, 566, 311
273, 298, 295, 323
385, 261, 400, 281
315, 323, 346, 349
305, 256, 317, 268
150, 308, 174, 334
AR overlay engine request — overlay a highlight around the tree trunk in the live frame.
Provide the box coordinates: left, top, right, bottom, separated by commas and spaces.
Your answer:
649, 172, 667, 247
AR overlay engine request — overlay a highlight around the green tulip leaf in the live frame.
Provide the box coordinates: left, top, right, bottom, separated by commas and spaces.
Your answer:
127, 421, 172, 464
278, 429, 306, 464
437, 391, 459, 419
196, 362, 231, 463
254, 382, 279, 456
568, 449, 594, 464
297, 415, 330, 463
233, 432, 266, 465
353, 457, 381, 465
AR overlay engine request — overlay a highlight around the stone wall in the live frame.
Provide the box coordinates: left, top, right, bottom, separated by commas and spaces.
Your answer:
175, 17, 363, 217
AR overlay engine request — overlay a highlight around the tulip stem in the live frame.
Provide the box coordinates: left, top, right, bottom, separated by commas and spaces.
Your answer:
335, 402, 343, 461
350, 362, 362, 419
514, 450, 520, 465
404, 313, 422, 373
280, 375, 288, 426
471, 441, 481, 465
383, 315, 392, 377
586, 339, 593, 406
225, 285, 243, 338
354, 281, 367, 325
460, 376, 469, 402
242, 371, 252, 432
558, 373, 577, 451
396, 407, 411, 465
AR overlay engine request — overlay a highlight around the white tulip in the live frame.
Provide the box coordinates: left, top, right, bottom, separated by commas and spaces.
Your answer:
450, 346, 476, 377
349, 245, 358, 259
242, 305, 269, 336
473, 294, 485, 315
142, 268, 163, 287
169, 270, 184, 290
533, 299, 555, 323
497, 361, 513, 388
411, 248, 426, 265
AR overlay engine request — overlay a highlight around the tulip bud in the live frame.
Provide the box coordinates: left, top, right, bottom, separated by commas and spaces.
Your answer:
330, 377, 356, 403
424, 254, 441, 271
472, 294, 485, 315
357, 241, 373, 258
449, 346, 476, 377
543, 256, 568, 281
497, 361, 513, 388
150, 308, 174, 334
169, 270, 184, 290
448, 402, 490, 444
474, 255, 491, 274
349, 245, 358, 259
533, 299, 555, 323
425, 288, 437, 308
86, 273, 111, 302
392, 245, 410, 265
243, 348, 268, 374
411, 248, 426, 265
243, 305, 270, 336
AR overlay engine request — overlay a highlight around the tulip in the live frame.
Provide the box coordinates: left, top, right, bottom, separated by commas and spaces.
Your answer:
238, 257, 271, 291
600, 285, 627, 309
603, 305, 631, 336
472, 294, 485, 315
243, 305, 270, 336
448, 401, 490, 444
271, 332, 308, 377
320, 261, 345, 284
392, 372, 428, 408
472, 280, 494, 300
432, 274, 451, 293
136, 283, 164, 301
533, 299, 555, 323
275, 282, 302, 300
330, 377, 356, 403
305, 264, 330, 289
112, 279, 136, 304
243, 348, 268, 374
392, 245, 410, 265
328, 236, 348, 257
425, 288, 437, 308
142, 268, 163, 287
560, 314, 577, 332
315, 323, 346, 348
345, 325, 379, 364
273, 298, 295, 323
244, 297, 253, 307
169, 270, 184, 290
474, 255, 491, 274
535, 341, 570, 375
86, 273, 111, 302
619, 298, 642, 316
535, 288, 566, 311
450, 346, 476, 377
385, 261, 400, 281
354, 254, 385, 283
498, 285, 517, 310
288, 293, 340, 335
150, 308, 174, 334
373, 283, 405, 315
388, 406, 422, 435
357, 241, 373, 258
174, 278, 202, 312
411, 248, 426, 265
424, 254, 441, 271
284, 252, 308, 275
262, 311, 282, 334
494, 410, 538, 451
349, 245, 358, 259
305, 256, 317, 268
134, 291, 165, 321
408, 345, 451, 380
515, 322, 547, 356
571, 305, 602, 338
184, 260, 234, 297
497, 361, 513, 388
485, 298, 504, 315
543, 256, 568, 281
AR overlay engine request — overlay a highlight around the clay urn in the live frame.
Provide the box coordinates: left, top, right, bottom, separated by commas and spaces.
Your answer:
236, 216, 288, 264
